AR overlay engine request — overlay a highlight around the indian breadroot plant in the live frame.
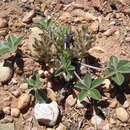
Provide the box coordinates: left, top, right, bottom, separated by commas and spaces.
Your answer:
32, 19, 95, 64
0, 19, 130, 103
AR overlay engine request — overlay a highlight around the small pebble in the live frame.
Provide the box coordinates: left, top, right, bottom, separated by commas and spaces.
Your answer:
0, 67, 13, 83
3, 107, 11, 115
102, 79, 111, 90
109, 118, 116, 124
0, 17, 8, 28
11, 90, 20, 97
65, 95, 77, 107
110, 99, 118, 108
47, 82, 53, 88
17, 93, 31, 110
47, 88, 57, 101
91, 115, 103, 125
22, 10, 35, 23
0, 29, 8, 36
116, 107, 129, 122
123, 100, 129, 108
89, 20, 99, 33
44, 70, 50, 77
11, 108, 20, 118
123, 8, 130, 15
125, 37, 130, 42
19, 83, 28, 91
103, 28, 115, 36
38, 70, 45, 78
32, 16, 43, 23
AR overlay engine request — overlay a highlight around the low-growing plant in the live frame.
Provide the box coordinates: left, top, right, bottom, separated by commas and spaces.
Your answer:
106, 56, 130, 85
24, 72, 47, 103
54, 50, 75, 81
33, 19, 95, 64
75, 74, 104, 101
0, 35, 23, 56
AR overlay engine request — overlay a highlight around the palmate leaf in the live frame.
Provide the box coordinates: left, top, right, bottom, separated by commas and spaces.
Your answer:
88, 89, 101, 100
79, 90, 88, 101
66, 71, 72, 81
35, 90, 46, 103
83, 74, 92, 88
117, 60, 130, 73
75, 74, 103, 101
24, 72, 43, 89
91, 78, 104, 89
0, 48, 10, 56
75, 83, 87, 89
67, 65, 75, 71
54, 68, 64, 77
105, 69, 115, 77
106, 56, 130, 85
7, 35, 23, 51
110, 56, 119, 68
0, 35, 23, 56
112, 73, 124, 86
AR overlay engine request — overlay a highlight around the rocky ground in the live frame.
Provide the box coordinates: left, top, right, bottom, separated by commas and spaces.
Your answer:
0, 0, 130, 130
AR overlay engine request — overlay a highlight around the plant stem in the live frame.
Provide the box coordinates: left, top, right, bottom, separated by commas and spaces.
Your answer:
74, 71, 83, 84
80, 63, 107, 71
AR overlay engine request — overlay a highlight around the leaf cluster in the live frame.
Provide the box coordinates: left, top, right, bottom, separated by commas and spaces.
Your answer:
75, 75, 104, 101
106, 56, 130, 85
0, 35, 23, 56
24, 72, 46, 103
33, 19, 95, 63
54, 50, 75, 81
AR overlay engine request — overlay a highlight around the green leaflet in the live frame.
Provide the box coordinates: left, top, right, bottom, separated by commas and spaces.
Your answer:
106, 56, 130, 85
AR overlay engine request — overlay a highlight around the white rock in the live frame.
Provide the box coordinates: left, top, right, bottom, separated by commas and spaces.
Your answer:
91, 115, 103, 125
116, 107, 129, 122
34, 101, 59, 126
3, 107, 11, 115
11, 108, 20, 118
123, 101, 129, 108
19, 83, 28, 91
102, 79, 111, 90
103, 28, 116, 36
0, 67, 13, 83
0, 18, 8, 28
17, 93, 31, 110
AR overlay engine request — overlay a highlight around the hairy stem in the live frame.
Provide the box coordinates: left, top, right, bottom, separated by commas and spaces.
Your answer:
80, 63, 107, 71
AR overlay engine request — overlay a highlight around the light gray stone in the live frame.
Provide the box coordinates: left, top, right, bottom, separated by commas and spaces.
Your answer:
34, 101, 59, 126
